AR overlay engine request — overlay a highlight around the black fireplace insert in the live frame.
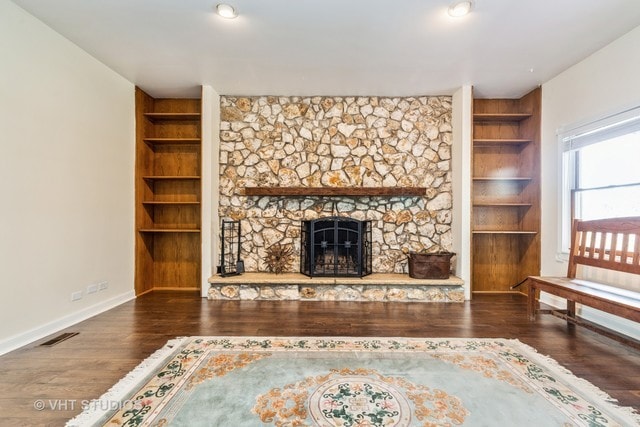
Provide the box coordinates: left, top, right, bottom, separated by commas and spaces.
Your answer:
300, 216, 372, 277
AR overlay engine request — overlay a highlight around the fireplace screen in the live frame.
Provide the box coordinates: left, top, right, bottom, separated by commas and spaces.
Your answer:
300, 216, 372, 277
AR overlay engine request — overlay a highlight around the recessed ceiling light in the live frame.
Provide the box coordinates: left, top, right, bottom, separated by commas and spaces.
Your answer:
448, 1, 473, 17
216, 3, 237, 19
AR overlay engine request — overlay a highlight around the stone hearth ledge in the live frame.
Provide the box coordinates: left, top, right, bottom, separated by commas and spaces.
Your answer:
207, 273, 464, 302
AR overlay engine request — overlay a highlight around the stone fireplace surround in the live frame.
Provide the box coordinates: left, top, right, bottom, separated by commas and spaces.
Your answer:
209, 95, 462, 302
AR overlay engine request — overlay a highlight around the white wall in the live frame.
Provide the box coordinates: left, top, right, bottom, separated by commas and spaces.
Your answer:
0, 1, 135, 353
541, 25, 640, 339
451, 85, 473, 299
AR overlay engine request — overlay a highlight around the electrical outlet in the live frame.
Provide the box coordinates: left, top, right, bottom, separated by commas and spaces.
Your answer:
87, 283, 98, 294
98, 281, 109, 291
71, 291, 83, 301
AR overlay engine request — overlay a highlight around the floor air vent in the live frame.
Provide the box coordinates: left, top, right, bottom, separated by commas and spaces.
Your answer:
40, 332, 79, 346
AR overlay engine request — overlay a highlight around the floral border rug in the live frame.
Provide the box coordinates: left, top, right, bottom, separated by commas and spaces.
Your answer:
67, 337, 640, 426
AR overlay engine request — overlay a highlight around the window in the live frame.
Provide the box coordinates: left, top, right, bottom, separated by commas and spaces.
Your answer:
559, 106, 640, 254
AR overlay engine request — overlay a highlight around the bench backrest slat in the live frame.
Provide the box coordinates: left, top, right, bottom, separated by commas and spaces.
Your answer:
568, 217, 640, 278
621, 233, 630, 266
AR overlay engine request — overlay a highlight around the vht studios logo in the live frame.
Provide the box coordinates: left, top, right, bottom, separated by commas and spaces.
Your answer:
33, 399, 137, 411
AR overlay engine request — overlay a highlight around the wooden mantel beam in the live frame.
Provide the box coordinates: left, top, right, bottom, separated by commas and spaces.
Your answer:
243, 187, 427, 197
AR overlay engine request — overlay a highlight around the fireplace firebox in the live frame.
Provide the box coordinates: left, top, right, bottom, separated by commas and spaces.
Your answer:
300, 216, 372, 277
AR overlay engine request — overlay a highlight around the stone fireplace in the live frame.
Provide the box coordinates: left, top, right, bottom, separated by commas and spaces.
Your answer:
300, 216, 372, 277
219, 95, 453, 275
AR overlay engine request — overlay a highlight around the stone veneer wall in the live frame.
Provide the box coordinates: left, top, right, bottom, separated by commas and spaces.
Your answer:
219, 95, 452, 274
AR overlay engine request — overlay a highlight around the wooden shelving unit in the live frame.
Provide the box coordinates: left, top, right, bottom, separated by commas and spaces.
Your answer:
473, 203, 533, 207
142, 176, 201, 181
473, 139, 532, 146
472, 113, 532, 122
135, 88, 202, 295
471, 88, 541, 295
143, 112, 201, 121
472, 177, 533, 181
138, 229, 201, 233
143, 138, 201, 146
142, 201, 201, 205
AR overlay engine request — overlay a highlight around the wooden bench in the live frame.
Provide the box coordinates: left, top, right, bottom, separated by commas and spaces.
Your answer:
527, 217, 640, 343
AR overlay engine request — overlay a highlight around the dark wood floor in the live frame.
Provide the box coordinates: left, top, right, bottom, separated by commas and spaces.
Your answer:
1, 292, 639, 426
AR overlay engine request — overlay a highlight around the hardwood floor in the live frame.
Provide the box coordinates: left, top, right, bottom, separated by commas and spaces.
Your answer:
1, 292, 639, 426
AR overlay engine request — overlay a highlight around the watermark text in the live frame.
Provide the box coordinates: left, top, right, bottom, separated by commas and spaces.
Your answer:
33, 399, 141, 411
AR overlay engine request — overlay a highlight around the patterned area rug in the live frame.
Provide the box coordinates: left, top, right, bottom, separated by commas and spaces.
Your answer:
67, 337, 640, 426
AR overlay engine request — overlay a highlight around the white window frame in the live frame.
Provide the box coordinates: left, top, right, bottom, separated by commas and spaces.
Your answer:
557, 105, 640, 260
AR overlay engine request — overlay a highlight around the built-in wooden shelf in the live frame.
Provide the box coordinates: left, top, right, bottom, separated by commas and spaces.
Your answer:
135, 89, 202, 296
473, 113, 532, 122
142, 176, 201, 181
143, 138, 201, 146
473, 203, 532, 207
142, 201, 200, 205
472, 230, 538, 235
472, 177, 533, 182
471, 89, 541, 295
244, 186, 427, 197
473, 139, 532, 146
138, 228, 201, 233
144, 112, 201, 122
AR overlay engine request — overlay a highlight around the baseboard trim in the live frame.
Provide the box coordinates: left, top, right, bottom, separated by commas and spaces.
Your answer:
0, 290, 135, 356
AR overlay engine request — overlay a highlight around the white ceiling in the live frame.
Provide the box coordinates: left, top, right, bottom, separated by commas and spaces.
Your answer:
10, 0, 640, 99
